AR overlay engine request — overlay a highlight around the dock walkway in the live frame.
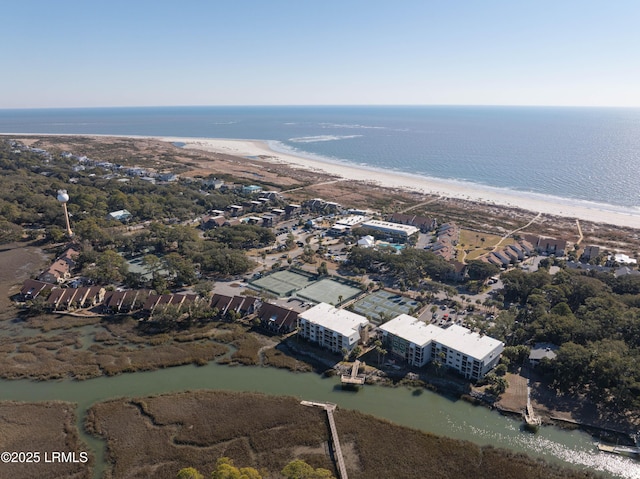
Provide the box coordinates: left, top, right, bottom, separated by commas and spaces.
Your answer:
340, 359, 365, 386
523, 385, 541, 429
301, 400, 348, 479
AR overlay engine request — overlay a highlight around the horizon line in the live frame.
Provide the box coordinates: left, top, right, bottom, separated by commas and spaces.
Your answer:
2, 103, 640, 111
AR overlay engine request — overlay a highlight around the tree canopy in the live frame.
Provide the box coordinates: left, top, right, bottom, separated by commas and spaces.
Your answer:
497, 267, 640, 413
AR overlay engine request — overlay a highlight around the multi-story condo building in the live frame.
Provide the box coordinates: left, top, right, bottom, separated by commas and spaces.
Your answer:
298, 303, 369, 353
380, 315, 504, 380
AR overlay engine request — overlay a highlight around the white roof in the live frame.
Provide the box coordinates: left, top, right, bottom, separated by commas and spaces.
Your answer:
380, 317, 503, 360
357, 235, 375, 247
300, 303, 369, 337
336, 215, 368, 227
435, 324, 504, 361
614, 253, 637, 265
331, 224, 349, 231
380, 314, 443, 347
361, 220, 419, 236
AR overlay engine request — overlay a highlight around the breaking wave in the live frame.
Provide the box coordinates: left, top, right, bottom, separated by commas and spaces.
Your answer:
288, 134, 363, 143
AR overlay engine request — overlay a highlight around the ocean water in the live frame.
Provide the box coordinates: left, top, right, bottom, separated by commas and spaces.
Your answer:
1, 105, 640, 211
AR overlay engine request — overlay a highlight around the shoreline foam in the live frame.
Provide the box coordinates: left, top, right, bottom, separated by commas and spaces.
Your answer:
162, 136, 640, 229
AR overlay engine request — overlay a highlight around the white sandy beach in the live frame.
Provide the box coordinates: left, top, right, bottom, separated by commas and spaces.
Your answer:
158, 136, 640, 229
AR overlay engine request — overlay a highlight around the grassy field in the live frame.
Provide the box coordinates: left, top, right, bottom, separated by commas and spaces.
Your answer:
86, 390, 600, 479
0, 401, 93, 479
458, 229, 516, 261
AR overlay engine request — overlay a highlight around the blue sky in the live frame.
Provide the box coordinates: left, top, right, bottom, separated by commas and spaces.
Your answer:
3, 0, 639, 108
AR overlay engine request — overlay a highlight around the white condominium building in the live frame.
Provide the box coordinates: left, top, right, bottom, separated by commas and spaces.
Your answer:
299, 303, 370, 353
380, 315, 504, 380
360, 220, 419, 239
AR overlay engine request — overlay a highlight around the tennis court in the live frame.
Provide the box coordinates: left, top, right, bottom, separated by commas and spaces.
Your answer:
351, 290, 420, 325
250, 269, 316, 297
296, 278, 362, 306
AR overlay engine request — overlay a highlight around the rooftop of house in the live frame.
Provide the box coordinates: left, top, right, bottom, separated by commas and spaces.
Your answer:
529, 342, 559, 361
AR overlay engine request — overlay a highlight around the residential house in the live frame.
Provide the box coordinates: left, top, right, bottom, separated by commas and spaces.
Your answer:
46, 288, 70, 310
261, 215, 276, 228
228, 205, 244, 217
157, 173, 178, 182
284, 204, 301, 217
257, 303, 299, 333
614, 266, 640, 278
242, 184, 263, 195
486, 255, 503, 267
19, 279, 54, 301
431, 240, 454, 261
447, 261, 468, 282
71, 286, 106, 309
518, 239, 535, 256
210, 294, 234, 316
117, 289, 151, 313
200, 215, 227, 230
209, 294, 259, 319
106, 209, 132, 222
537, 237, 567, 256
581, 245, 600, 262
508, 243, 526, 260
503, 248, 520, 263
529, 343, 559, 367
38, 246, 80, 284
490, 250, 512, 267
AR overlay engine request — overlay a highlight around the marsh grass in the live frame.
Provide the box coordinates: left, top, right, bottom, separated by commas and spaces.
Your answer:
0, 401, 93, 479
262, 347, 312, 372
87, 391, 600, 479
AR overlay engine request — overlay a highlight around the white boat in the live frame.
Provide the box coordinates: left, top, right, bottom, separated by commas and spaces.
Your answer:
597, 443, 640, 458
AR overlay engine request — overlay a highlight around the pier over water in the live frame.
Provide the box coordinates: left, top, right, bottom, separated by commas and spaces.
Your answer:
301, 400, 349, 479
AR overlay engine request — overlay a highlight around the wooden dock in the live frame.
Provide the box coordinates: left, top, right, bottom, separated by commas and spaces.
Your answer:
340, 360, 365, 386
523, 386, 541, 431
301, 400, 349, 479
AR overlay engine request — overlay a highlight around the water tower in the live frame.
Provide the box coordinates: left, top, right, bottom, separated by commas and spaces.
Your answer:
57, 189, 73, 237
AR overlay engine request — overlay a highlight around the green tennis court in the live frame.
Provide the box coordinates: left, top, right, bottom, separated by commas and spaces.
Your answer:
296, 278, 362, 306
352, 290, 420, 325
250, 269, 316, 297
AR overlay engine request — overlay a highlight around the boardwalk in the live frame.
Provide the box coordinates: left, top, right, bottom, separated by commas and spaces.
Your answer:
301, 400, 349, 479
524, 385, 541, 429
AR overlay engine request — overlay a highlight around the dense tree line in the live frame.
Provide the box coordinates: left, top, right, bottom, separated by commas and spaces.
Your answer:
0, 141, 245, 241
348, 246, 454, 283
498, 267, 640, 414
206, 224, 276, 249
0, 141, 261, 280
178, 457, 334, 479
